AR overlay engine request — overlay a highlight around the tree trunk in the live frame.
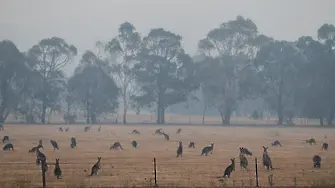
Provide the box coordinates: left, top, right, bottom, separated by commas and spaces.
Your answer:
320, 117, 324, 126
202, 98, 207, 125
86, 100, 90, 124
219, 111, 225, 125
156, 103, 165, 124
123, 98, 127, 124
41, 100, 46, 124
224, 110, 231, 125
327, 113, 334, 126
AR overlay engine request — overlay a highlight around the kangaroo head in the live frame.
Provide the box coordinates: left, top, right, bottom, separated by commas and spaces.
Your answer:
97, 157, 102, 162
179, 141, 182, 145
56, 158, 59, 163
231, 158, 235, 163
263, 146, 268, 152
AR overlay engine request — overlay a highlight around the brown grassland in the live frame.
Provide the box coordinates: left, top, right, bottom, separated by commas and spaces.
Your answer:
1, 122, 335, 187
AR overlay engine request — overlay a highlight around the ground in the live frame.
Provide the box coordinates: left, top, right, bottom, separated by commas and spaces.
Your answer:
0, 124, 334, 187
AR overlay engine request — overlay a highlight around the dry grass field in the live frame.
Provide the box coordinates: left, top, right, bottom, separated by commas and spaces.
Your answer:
1, 124, 335, 187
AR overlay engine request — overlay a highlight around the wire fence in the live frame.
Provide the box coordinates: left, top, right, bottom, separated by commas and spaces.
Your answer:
1, 157, 334, 188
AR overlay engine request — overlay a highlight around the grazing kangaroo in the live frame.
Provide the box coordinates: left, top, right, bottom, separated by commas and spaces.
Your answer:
70, 137, 77, 148
322, 143, 328, 151
154, 128, 163, 135
201, 143, 214, 156
262, 146, 273, 170
162, 132, 169, 140
188, 142, 195, 148
3, 143, 14, 151
110, 142, 123, 150
84, 126, 91, 132
176, 128, 182, 134
98, 126, 102, 132
29, 143, 43, 153
2, 135, 9, 143
239, 148, 248, 170
89, 157, 102, 176
132, 140, 137, 148
240, 147, 252, 156
313, 155, 321, 168
59, 127, 63, 132
54, 158, 62, 179
306, 138, 316, 145
176, 141, 183, 158
50, 140, 59, 150
271, 140, 282, 147
132, 130, 140, 135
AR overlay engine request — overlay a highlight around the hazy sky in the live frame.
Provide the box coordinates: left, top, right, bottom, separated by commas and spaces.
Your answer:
1, 0, 335, 73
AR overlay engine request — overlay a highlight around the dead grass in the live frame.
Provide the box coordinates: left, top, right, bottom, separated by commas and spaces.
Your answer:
0, 124, 335, 187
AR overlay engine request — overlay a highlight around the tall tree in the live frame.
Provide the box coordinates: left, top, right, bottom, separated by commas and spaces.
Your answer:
68, 51, 119, 124
26, 37, 77, 123
105, 22, 141, 124
0, 40, 30, 122
197, 16, 270, 124
255, 40, 303, 125
133, 28, 198, 124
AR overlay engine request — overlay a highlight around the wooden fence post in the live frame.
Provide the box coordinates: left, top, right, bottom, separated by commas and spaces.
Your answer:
41, 159, 46, 188
255, 157, 259, 187
153, 158, 157, 187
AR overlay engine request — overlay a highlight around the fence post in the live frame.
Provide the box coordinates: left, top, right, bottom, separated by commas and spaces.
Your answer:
41, 159, 46, 188
153, 158, 157, 187
255, 157, 259, 187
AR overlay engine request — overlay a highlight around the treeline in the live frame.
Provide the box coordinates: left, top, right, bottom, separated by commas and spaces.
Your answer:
1, 16, 335, 126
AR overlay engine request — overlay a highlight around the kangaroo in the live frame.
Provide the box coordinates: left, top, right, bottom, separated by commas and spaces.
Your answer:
313, 155, 321, 168
176, 128, 182, 134
54, 158, 62, 179
110, 142, 123, 150
59, 127, 63, 132
162, 132, 169, 140
322, 143, 328, 151
84, 126, 91, 132
220, 158, 235, 178
89, 157, 102, 176
29, 143, 43, 153
154, 128, 163, 135
132, 130, 140, 135
65, 127, 69, 132
3, 142, 14, 151
2, 135, 9, 143
98, 126, 102, 132
176, 141, 183, 158
271, 140, 282, 147
132, 140, 137, 148
239, 148, 248, 170
201, 143, 214, 156
306, 138, 316, 145
50, 140, 59, 150
188, 142, 195, 148
262, 146, 273, 170
239, 147, 252, 156
70, 137, 77, 148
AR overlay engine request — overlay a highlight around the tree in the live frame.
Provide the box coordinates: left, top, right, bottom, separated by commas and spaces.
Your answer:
197, 16, 270, 124
296, 24, 335, 126
105, 22, 141, 124
0, 40, 30, 122
26, 37, 77, 123
133, 28, 199, 124
68, 51, 119, 124
254, 40, 304, 125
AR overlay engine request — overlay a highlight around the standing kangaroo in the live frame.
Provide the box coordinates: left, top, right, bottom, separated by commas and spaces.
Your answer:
262, 146, 273, 170
322, 143, 328, 151
97, 126, 102, 132
220, 158, 235, 179
70, 137, 77, 148
313, 155, 321, 168
132, 140, 137, 148
239, 148, 248, 170
90, 157, 102, 176
50, 140, 59, 150
2, 136, 9, 143
201, 143, 214, 156
176, 128, 182, 134
176, 141, 183, 158
54, 158, 62, 179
